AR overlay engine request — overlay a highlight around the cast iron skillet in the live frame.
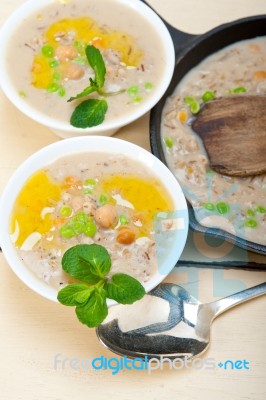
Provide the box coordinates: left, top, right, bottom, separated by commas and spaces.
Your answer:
141, 1, 266, 255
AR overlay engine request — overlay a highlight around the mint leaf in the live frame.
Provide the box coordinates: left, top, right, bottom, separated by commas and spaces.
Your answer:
62, 244, 111, 283
57, 283, 94, 306
75, 290, 108, 328
67, 84, 98, 102
106, 273, 145, 304
86, 45, 106, 89
70, 99, 108, 128
62, 245, 101, 284
79, 243, 111, 278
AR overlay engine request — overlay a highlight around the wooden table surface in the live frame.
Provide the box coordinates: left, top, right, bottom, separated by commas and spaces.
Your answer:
0, 1, 266, 399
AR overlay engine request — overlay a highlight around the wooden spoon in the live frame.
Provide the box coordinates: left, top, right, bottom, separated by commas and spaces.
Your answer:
192, 95, 266, 177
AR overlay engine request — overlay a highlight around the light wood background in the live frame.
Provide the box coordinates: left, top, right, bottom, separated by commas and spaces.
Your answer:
0, 1, 265, 399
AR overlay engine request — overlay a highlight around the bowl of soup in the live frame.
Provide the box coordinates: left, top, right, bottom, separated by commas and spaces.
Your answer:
0, 0, 175, 138
0, 136, 188, 305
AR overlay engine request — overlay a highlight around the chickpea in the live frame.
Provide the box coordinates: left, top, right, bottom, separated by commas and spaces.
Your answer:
55, 45, 78, 61
94, 204, 117, 229
116, 226, 136, 245
63, 63, 84, 80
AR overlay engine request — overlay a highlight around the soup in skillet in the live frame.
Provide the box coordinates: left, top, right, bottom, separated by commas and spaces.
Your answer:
161, 37, 266, 246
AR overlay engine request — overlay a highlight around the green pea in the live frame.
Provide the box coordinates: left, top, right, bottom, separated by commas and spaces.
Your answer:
133, 96, 143, 103
74, 212, 88, 224
84, 220, 97, 237
233, 86, 247, 93
164, 136, 173, 149
245, 219, 258, 228
58, 87, 66, 97
256, 205, 266, 213
99, 194, 109, 206
52, 72, 61, 81
72, 221, 85, 235
203, 202, 215, 211
184, 96, 195, 105
60, 225, 75, 238
83, 188, 93, 194
127, 85, 139, 97
84, 178, 97, 187
49, 59, 59, 68
18, 90, 26, 98
74, 41, 85, 52
246, 209, 255, 217
46, 82, 60, 93
41, 45, 54, 58
119, 214, 128, 225
73, 56, 86, 65
216, 202, 230, 214
190, 101, 200, 114
184, 96, 200, 114
201, 90, 215, 102
60, 205, 72, 217
144, 82, 153, 91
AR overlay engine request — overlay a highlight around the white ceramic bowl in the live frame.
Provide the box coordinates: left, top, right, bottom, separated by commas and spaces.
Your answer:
0, 136, 188, 305
0, 0, 175, 138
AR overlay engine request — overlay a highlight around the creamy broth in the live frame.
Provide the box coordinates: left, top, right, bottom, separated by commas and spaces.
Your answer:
161, 37, 266, 245
7, 0, 165, 124
10, 152, 174, 288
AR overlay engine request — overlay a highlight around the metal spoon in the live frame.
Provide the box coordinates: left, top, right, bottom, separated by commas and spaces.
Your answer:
96, 282, 266, 360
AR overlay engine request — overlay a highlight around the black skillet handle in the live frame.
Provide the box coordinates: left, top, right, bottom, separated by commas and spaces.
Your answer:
139, 0, 196, 56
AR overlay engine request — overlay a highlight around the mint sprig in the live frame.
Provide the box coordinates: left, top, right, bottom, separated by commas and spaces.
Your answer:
68, 45, 108, 128
57, 244, 146, 328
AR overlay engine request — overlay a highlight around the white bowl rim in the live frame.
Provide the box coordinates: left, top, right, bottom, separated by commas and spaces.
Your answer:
0, 0, 175, 134
0, 136, 188, 305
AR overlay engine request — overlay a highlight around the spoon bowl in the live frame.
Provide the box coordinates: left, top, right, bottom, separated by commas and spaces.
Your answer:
192, 95, 266, 177
97, 281, 266, 360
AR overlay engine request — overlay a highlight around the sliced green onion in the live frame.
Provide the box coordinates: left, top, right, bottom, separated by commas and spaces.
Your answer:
216, 202, 230, 214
